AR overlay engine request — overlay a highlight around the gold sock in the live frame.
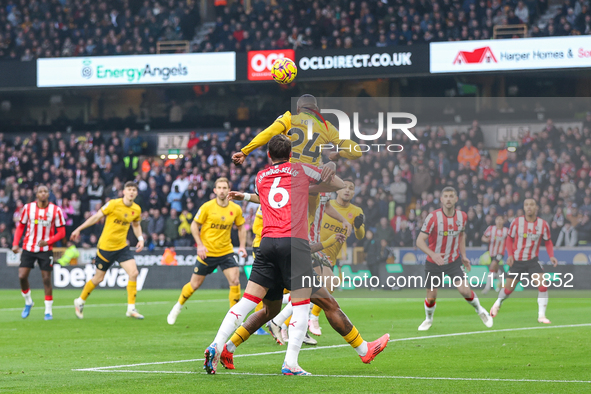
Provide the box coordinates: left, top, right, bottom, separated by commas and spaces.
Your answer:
178, 283, 195, 305
80, 281, 96, 301
284, 316, 291, 327
311, 304, 322, 317
127, 281, 137, 305
229, 284, 241, 307
255, 301, 264, 312
343, 326, 364, 349
230, 326, 251, 348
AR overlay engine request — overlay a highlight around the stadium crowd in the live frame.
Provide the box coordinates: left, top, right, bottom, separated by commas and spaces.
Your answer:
0, 111, 590, 253
2, 0, 590, 61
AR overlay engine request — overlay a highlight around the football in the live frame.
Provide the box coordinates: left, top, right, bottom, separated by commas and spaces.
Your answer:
271, 57, 297, 84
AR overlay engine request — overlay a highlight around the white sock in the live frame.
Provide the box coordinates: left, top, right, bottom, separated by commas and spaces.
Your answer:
424, 299, 436, 320
282, 294, 290, 304
354, 341, 369, 357
309, 313, 319, 322
283, 301, 309, 367
538, 289, 549, 318
465, 291, 483, 312
212, 297, 258, 353
173, 302, 182, 311
22, 289, 33, 306
127, 303, 135, 312
281, 323, 288, 330
272, 301, 293, 325
497, 288, 512, 305
45, 300, 53, 315
225, 340, 237, 353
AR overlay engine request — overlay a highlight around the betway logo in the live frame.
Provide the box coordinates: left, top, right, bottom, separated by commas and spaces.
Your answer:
453, 46, 497, 64
53, 264, 148, 290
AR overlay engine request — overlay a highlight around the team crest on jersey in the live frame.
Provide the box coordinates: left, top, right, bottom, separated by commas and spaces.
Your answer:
124, 213, 128, 218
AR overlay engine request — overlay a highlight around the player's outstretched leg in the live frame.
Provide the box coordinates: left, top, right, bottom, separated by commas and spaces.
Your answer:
268, 301, 293, 345
168, 274, 204, 325
74, 269, 106, 319
121, 260, 143, 319
491, 284, 515, 318
19, 267, 34, 319
457, 282, 492, 328
311, 288, 389, 364
537, 285, 551, 324
205, 293, 262, 374
222, 298, 283, 370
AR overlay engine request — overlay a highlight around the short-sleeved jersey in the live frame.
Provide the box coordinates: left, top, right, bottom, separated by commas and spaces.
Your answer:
194, 199, 245, 257
508, 216, 551, 261
319, 200, 365, 264
484, 225, 508, 257
19, 202, 66, 253
421, 209, 467, 264
99, 198, 141, 251
252, 206, 263, 248
255, 161, 322, 240
240, 110, 362, 167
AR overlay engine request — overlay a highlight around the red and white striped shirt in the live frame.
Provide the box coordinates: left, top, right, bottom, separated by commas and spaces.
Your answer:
484, 225, 508, 257
19, 202, 66, 253
421, 209, 467, 264
508, 216, 551, 261
309, 193, 330, 243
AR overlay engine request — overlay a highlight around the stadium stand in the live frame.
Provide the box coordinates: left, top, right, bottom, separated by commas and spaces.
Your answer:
2, 0, 589, 60
1, 112, 590, 250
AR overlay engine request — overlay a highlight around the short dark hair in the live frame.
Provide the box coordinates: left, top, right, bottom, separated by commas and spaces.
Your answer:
441, 186, 457, 195
268, 134, 291, 161
124, 181, 138, 190
342, 178, 355, 185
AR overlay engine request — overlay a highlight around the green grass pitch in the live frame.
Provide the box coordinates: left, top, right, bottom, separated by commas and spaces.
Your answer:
1, 289, 590, 393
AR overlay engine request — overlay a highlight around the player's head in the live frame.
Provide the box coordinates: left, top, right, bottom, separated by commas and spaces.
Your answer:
523, 198, 537, 217
268, 134, 291, 162
337, 178, 355, 202
440, 187, 458, 210
495, 216, 504, 227
214, 177, 230, 201
36, 185, 49, 203
123, 181, 138, 200
297, 94, 319, 113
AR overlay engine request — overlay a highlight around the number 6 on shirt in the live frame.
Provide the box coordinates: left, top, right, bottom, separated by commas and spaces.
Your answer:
268, 177, 289, 209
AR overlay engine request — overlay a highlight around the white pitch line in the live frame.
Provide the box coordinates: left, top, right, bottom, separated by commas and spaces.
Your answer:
81, 370, 591, 383
0, 299, 227, 312
73, 323, 591, 372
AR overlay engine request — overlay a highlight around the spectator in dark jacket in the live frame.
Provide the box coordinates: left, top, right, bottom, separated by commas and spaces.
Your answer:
393, 220, 413, 247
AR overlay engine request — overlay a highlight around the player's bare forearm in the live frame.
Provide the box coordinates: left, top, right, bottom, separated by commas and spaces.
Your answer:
237, 224, 246, 249
191, 221, 203, 247
310, 242, 324, 253
74, 211, 104, 232
325, 203, 346, 224
229, 191, 260, 204
416, 233, 433, 257
481, 235, 490, 243
131, 221, 143, 238
311, 175, 346, 193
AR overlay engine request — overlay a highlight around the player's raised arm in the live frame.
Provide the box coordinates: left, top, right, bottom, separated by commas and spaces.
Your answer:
326, 121, 363, 161
70, 210, 105, 242
232, 111, 291, 165
324, 202, 352, 237
229, 191, 260, 204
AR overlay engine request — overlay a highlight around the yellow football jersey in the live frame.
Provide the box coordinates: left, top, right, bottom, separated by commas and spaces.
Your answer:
240, 110, 362, 166
319, 200, 365, 265
98, 199, 141, 251
252, 206, 263, 248
194, 199, 245, 257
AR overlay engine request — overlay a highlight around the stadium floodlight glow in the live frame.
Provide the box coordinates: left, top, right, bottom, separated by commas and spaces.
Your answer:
160, 155, 166, 159
167, 154, 179, 159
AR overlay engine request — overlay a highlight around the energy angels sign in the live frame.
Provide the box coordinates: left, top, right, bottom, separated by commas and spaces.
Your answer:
37, 52, 236, 87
